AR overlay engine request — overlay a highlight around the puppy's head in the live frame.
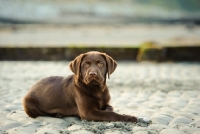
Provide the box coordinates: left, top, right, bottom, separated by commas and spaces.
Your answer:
69, 51, 117, 86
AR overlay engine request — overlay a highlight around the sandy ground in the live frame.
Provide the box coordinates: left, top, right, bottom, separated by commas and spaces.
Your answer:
0, 61, 200, 134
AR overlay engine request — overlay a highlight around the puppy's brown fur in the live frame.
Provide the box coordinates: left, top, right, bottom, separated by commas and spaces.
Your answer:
23, 51, 137, 122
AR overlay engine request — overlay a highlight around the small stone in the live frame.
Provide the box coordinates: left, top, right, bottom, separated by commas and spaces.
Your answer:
151, 114, 173, 125
169, 116, 193, 126
67, 125, 83, 131
134, 130, 149, 134
179, 125, 200, 134
160, 128, 186, 134
106, 123, 115, 128
148, 124, 168, 132
105, 130, 124, 134
190, 119, 200, 128
71, 130, 94, 134
132, 126, 147, 132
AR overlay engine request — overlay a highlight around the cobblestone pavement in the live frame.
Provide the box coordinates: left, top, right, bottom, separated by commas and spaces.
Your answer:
0, 61, 200, 134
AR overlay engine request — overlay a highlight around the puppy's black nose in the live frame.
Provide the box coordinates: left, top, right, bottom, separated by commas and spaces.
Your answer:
89, 71, 97, 77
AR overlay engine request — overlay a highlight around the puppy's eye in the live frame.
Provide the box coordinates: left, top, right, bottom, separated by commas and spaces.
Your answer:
97, 61, 103, 67
83, 62, 90, 67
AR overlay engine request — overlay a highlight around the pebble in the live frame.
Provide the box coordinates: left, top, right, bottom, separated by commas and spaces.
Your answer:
179, 112, 197, 121
71, 130, 94, 134
6, 124, 38, 134
9, 111, 32, 123
169, 116, 193, 126
148, 124, 169, 132
106, 123, 115, 128
67, 124, 83, 131
0, 122, 22, 132
181, 107, 200, 114
160, 107, 178, 115
151, 114, 173, 125
132, 126, 147, 132
134, 131, 149, 134
160, 128, 186, 134
190, 119, 200, 128
179, 125, 200, 134
105, 130, 126, 134
35, 128, 60, 134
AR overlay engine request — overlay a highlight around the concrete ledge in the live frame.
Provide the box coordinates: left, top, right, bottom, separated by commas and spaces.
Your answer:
0, 46, 200, 62
0, 47, 138, 61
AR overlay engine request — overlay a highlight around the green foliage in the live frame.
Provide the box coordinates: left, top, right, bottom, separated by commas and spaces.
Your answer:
134, 0, 200, 12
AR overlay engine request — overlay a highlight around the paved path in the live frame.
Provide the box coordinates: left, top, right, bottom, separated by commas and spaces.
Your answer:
1, 24, 200, 48
0, 61, 200, 134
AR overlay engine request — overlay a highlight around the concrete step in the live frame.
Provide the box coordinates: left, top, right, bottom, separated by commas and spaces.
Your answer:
0, 24, 200, 61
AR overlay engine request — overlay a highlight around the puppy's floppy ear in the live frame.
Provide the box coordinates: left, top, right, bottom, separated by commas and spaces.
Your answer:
101, 53, 117, 79
69, 54, 85, 79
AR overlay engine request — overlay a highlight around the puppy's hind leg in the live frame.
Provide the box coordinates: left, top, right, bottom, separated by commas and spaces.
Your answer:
23, 95, 46, 118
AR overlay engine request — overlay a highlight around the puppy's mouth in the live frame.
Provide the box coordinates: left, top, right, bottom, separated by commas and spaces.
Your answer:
89, 79, 99, 85
85, 77, 101, 85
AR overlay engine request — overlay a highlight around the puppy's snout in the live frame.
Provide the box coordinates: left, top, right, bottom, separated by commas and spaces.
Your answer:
89, 71, 97, 77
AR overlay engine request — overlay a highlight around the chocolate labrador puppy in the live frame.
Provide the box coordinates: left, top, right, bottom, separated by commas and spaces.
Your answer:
23, 51, 137, 122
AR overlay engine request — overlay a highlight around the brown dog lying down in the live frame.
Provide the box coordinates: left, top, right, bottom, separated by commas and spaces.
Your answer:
23, 51, 137, 122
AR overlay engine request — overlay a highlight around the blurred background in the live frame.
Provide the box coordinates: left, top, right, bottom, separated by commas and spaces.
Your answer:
0, 0, 200, 61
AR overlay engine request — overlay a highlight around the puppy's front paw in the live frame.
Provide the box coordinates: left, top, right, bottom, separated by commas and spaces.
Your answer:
123, 115, 138, 123
105, 105, 114, 112
55, 113, 63, 118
